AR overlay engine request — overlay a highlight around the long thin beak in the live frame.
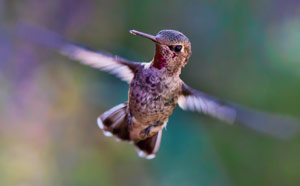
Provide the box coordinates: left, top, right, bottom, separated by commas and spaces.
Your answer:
129, 30, 157, 42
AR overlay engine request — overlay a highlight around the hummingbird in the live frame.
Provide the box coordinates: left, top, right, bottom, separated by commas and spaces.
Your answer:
18, 23, 300, 159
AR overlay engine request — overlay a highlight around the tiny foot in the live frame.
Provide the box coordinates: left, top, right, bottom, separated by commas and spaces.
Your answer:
140, 126, 152, 139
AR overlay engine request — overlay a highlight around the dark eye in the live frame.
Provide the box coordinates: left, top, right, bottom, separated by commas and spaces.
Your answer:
174, 45, 182, 52
168, 46, 174, 51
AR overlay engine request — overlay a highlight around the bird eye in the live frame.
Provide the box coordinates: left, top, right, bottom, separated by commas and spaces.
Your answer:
168, 46, 174, 51
174, 45, 182, 52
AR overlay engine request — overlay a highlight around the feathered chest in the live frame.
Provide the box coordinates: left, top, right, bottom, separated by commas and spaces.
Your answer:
128, 65, 181, 122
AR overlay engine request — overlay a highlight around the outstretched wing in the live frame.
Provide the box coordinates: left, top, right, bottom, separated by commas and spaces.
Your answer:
60, 44, 139, 82
17, 22, 140, 83
178, 83, 300, 139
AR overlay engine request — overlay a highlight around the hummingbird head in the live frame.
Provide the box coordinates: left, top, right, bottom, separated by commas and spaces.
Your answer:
130, 29, 191, 75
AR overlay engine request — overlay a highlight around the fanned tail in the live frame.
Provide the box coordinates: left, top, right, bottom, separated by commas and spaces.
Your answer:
97, 102, 163, 159
97, 103, 130, 140
135, 131, 162, 159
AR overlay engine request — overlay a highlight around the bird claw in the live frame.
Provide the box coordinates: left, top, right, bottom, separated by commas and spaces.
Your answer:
140, 126, 152, 139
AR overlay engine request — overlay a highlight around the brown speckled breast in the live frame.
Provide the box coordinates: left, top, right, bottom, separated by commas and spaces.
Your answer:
128, 64, 181, 127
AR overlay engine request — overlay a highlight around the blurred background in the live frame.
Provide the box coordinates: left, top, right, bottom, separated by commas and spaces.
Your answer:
1, 0, 300, 185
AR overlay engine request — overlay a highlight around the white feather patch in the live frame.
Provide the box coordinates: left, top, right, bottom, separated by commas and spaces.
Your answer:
97, 117, 113, 137
61, 44, 134, 83
138, 151, 156, 159
179, 95, 236, 124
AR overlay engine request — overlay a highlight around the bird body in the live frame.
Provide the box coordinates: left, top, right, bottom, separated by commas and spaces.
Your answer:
99, 63, 183, 158
129, 63, 182, 138
18, 23, 300, 159
97, 30, 194, 158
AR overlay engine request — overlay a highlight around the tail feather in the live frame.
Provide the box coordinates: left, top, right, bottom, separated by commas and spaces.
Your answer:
97, 102, 163, 158
97, 103, 130, 140
135, 131, 162, 159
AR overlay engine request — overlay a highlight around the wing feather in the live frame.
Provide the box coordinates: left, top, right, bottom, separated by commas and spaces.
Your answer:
61, 43, 139, 83
179, 83, 300, 139
17, 21, 140, 83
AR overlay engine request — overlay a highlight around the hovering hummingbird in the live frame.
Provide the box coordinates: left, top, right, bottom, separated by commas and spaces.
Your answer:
18, 23, 299, 159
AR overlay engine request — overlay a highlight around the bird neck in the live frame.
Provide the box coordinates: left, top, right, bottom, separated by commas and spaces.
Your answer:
152, 45, 182, 77
153, 46, 167, 70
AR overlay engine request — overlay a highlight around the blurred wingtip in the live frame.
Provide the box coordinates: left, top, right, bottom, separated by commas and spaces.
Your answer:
235, 106, 300, 140
275, 117, 300, 140
16, 20, 65, 49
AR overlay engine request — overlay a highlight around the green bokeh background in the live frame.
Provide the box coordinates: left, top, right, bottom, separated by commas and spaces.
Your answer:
1, 0, 300, 185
